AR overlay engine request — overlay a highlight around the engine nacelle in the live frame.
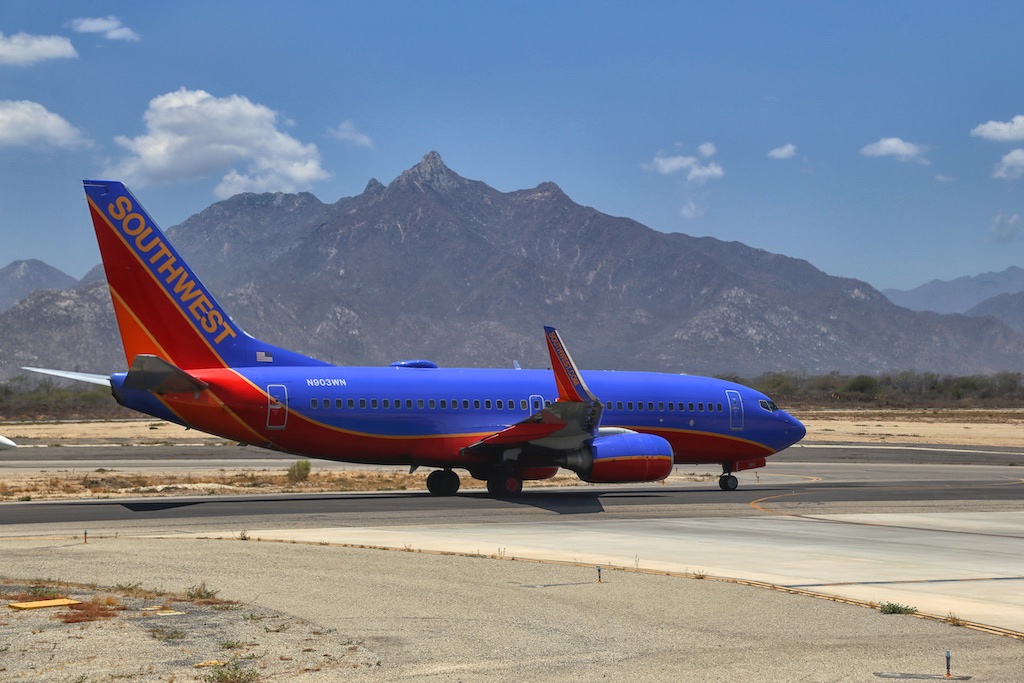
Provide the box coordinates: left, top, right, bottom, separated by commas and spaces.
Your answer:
559, 432, 674, 484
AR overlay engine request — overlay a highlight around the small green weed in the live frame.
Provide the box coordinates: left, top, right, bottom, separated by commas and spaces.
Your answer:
879, 602, 917, 614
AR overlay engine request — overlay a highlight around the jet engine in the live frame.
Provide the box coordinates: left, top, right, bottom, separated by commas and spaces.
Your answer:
557, 431, 673, 483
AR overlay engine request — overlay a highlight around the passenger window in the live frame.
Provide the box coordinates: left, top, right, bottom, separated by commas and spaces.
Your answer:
637, 402, 644, 412
406, 399, 413, 409
382, 399, 390, 409
474, 399, 481, 409
371, 399, 378, 409
311, 399, 318, 409
508, 399, 515, 410
335, 398, 343, 409
463, 399, 470, 409
698, 402, 704, 412
688, 402, 694, 412
658, 402, 664, 411
616, 401, 623, 410
347, 398, 355, 409
627, 401, 634, 410
544, 399, 552, 407
417, 399, 425, 409
606, 401, 613, 410
485, 400, 492, 409
648, 402, 655, 411
668, 402, 674, 411
717, 403, 723, 412
429, 399, 436, 409
440, 399, 447, 409
520, 399, 528, 410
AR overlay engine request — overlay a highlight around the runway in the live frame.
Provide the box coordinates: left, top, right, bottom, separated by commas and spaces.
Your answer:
3, 441, 1024, 680
3, 443, 1023, 632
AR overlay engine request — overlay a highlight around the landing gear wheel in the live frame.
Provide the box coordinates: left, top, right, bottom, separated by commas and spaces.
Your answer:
719, 474, 738, 491
426, 469, 460, 496
486, 473, 523, 497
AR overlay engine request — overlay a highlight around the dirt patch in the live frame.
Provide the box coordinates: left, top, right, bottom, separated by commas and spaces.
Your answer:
794, 409, 1024, 447
0, 578, 381, 680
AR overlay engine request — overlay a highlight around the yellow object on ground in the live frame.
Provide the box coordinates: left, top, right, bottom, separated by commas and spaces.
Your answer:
8, 598, 81, 610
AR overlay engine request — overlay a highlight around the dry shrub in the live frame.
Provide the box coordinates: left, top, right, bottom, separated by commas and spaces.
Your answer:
55, 601, 121, 623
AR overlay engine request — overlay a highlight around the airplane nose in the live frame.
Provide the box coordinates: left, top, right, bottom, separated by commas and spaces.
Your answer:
780, 412, 806, 447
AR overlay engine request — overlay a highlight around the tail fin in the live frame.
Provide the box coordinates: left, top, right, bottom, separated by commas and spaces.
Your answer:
84, 180, 327, 370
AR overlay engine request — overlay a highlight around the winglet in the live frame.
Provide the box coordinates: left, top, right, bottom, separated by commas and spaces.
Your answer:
543, 326, 598, 403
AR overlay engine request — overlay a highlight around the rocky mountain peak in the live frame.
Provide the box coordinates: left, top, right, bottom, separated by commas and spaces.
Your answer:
388, 151, 466, 194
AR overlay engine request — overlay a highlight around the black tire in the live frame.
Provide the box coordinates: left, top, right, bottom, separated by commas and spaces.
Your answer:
487, 473, 523, 497
719, 474, 738, 491
427, 469, 461, 496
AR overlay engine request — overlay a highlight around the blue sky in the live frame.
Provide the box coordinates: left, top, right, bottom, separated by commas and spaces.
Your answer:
1, 2, 1023, 290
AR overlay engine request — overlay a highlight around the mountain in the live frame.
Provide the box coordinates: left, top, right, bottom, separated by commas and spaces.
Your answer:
967, 291, 1024, 335
883, 266, 1024, 314
3, 151, 1024, 380
0, 259, 78, 312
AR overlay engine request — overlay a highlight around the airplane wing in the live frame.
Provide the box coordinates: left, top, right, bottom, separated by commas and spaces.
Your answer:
0, 435, 16, 450
22, 367, 111, 386
464, 327, 603, 454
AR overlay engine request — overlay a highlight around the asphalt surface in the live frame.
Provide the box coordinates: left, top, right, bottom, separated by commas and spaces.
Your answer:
2, 443, 1023, 681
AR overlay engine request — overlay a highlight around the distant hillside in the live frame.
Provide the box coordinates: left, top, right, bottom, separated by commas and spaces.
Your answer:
967, 291, 1024, 335
0, 260, 77, 312
883, 266, 1024, 314
3, 152, 1024, 379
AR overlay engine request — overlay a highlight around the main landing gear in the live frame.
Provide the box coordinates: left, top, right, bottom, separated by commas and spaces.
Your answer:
426, 469, 460, 496
486, 472, 523, 497
718, 474, 738, 491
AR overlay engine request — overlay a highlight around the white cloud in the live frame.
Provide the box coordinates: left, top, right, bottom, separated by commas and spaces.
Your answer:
71, 16, 140, 42
993, 149, 1024, 180
990, 211, 1023, 243
647, 146, 724, 184
679, 198, 703, 220
329, 120, 373, 148
768, 143, 797, 160
971, 115, 1024, 142
0, 100, 89, 148
697, 142, 716, 157
935, 174, 954, 183
105, 88, 329, 197
0, 32, 77, 65
859, 137, 930, 165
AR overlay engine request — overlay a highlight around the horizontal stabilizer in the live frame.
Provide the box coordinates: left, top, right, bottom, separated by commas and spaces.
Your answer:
22, 367, 111, 386
123, 354, 209, 395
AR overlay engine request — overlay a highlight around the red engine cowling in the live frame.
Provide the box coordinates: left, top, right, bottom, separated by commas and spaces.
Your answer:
567, 432, 673, 483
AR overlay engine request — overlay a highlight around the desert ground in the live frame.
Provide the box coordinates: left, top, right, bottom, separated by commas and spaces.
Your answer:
1, 410, 1021, 500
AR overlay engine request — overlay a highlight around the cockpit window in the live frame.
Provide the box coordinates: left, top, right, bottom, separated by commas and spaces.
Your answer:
759, 399, 779, 412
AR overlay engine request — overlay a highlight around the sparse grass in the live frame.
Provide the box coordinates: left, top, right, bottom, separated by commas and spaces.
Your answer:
286, 459, 311, 483
946, 611, 966, 626
185, 582, 221, 602
202, 662, 261, 683
690, 569, 708, 580
879, 601, 917, 614
148, 627, 186, 641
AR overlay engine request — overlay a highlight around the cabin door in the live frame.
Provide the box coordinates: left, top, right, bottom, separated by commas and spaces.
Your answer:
266, 384, 289, 430
725, 389, 744, 431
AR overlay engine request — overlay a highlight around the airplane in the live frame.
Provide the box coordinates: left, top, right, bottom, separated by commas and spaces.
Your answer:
24, 180, 805, 496
0, 435, 15, 450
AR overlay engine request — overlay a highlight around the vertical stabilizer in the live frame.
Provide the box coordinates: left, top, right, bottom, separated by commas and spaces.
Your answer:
84, 180, 327, 370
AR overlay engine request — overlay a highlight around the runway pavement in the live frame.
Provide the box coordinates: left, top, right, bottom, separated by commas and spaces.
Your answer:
2, 443, 1023, 681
